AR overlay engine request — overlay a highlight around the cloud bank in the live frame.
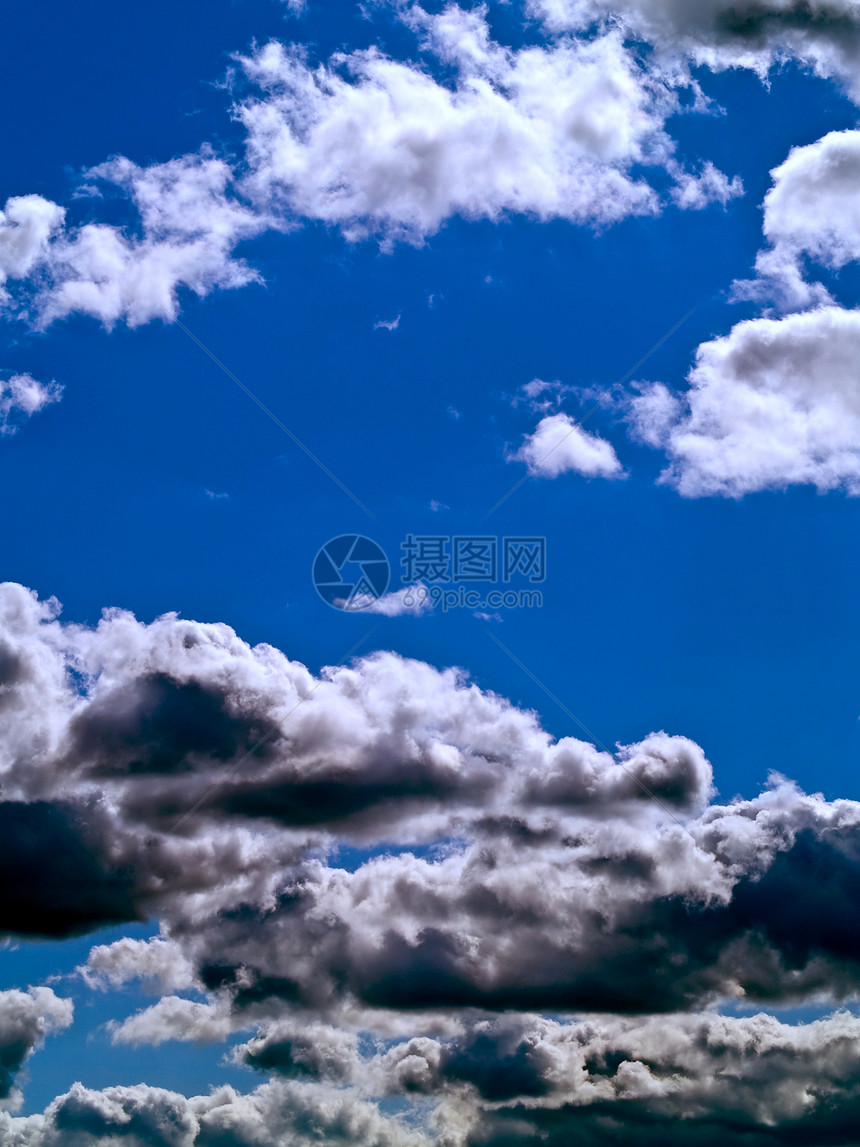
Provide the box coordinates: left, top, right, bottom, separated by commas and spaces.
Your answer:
2, 584, 860, 1139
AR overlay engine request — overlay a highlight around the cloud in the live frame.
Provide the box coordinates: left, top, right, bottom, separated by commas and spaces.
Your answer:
37, 151, 264, 328
0, 374, 62, 435
236, 20, 712, 246
108, 996, 234, 1048
0, 195, 65, 305
669, 160, 744, 210
528, 0, 860, 100
626, 126, 860, 498
78, 937, 196, 995
512, 378, 576, 414
375, 1008, 860, 1144
354, 584, 434, 617
0, 987, 73, 1101
0, 1079, 431, 1147
236, 1019, 360, 1081
628, 307, 860, 497
0, 7, 742, 332
7, 585, 860, 1137
12, 1005, 860, 1142
511, 412, 624, 478
6, 579, 860, 1027
0, 151, 263, 331
374, 314, 401, 331
736, 129, 860, 310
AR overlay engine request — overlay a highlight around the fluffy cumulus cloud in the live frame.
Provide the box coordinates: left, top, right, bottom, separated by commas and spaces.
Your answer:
0, 1079, 431, 1147
15, 1008, 860, 1144
0, 196, 65, 304
511, 412, 624, 478
11, 0, 860, 336
629, 307, 860, 496
5, 584, 860, 1139
0, 152, 263, 329
628, 128, 860, 498
528, 0, 860, 99
235, 15, 719, 245
78, 937, 196, 995
739, 128, 860, 309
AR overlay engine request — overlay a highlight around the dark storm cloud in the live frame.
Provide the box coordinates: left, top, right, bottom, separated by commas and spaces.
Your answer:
0, 801, 139, 939
377, 1009, 860, 1144
190, 821, 860, 1016
713, 0, 860, 48
3, 581, 860, 1015
7, 582, 860, 1143
13, 1008, 860, 1145
237, 1019, 359, 1081
64, 672, 275, 778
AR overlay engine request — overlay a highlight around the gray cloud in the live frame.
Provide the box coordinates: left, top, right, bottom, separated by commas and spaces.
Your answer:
4, 583, 860, 1139
530, 0, 860, 98
0, 1079, 431, 1147
627, 306, 860, 497
1, 580, 859, 1020
0, 988, 73, 1101
10, 1008, 860, 1144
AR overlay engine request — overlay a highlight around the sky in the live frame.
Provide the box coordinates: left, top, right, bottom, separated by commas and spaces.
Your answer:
1, 1, 860, 1143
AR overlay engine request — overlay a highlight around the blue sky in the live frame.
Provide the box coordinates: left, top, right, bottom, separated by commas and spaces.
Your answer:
2, 2, 860, 1143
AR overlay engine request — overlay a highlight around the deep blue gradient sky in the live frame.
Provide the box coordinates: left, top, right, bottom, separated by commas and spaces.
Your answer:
2, 0, 860, 1122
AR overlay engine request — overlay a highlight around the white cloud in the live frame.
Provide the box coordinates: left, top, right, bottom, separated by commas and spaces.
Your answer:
669, 159, 744, 210
236, 22, 701, 245
108, 996, 234, 1047
736, 129, 860, 309
354, 584, 434, 617
37, 151, 264, 328
373, 314, 401, 331
627, 126, 860, 498
0, 8, 744, 332
512, 377, 576, 413
629, 307, 860, 497
0, 195, 65, 307
79, 937, 196, 995
0, 374, 62, 435
0, 152, 263, 331
511, 411, 624, 478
